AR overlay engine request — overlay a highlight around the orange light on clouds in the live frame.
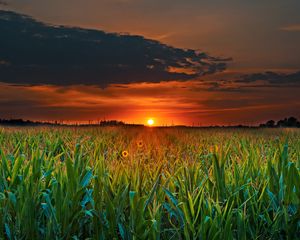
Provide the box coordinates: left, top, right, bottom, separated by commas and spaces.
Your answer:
1, 77, 300, 126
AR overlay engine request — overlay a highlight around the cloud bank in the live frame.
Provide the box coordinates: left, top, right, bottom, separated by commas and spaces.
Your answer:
238, 71, 300, 86
0, 10, 230, 87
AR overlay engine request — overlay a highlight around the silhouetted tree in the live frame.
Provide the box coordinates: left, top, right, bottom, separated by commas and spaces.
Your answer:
266, 120, 275, 128
287, 117, 298, 127
276, 117, 300, 127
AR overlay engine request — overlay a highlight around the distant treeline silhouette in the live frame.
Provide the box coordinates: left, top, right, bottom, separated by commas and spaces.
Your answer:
99, 120, 143, 127
0, 117, 299, 127
0, 119, 143, 127
0, 118, 43, 126
259, 117, 300, 128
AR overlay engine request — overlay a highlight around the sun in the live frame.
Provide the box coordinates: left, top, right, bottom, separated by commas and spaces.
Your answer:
147, 119, 154, 126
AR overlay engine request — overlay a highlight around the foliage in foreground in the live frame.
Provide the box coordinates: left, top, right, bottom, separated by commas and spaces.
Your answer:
0, 127, 299, 239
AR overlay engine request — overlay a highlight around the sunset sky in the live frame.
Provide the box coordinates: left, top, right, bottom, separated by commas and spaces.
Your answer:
1, 0, 300, 125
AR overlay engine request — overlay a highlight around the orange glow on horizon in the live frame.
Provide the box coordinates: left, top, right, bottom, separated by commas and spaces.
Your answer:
1, 80, 299, 126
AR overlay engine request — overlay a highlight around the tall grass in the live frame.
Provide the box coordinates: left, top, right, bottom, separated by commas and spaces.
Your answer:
0, 126, 299, 239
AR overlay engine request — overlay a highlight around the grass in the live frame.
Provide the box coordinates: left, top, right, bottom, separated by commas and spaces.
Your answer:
0, 126, 299, 239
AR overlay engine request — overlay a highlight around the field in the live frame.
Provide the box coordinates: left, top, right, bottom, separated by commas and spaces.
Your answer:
0, 126, 299, 239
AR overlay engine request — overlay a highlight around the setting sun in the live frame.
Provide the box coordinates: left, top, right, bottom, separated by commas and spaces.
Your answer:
147, 119, 154, 126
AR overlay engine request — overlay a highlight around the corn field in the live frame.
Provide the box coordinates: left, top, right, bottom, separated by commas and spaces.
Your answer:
0, 126, 299, 239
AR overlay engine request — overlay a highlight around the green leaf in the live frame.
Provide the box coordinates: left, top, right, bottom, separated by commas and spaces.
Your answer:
8, 192, 16, 206
80, 170, 93, 188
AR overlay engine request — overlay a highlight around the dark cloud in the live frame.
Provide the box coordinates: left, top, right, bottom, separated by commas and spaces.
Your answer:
0, 10, 230, 87
238, 71, 300, 85
0, 1, 7, 6
204, 81, 246, 92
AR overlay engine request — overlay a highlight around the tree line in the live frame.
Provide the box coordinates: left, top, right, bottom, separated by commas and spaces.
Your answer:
259, 117, 300, 128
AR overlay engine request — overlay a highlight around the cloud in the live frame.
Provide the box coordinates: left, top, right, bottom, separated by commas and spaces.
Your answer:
237, 71, 300, 85
0, 1, 7, 6
0, 10, 230, 87
280, 24, 300, 32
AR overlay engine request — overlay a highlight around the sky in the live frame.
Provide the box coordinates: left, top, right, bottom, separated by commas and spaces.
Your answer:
0, 0, 300, 125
